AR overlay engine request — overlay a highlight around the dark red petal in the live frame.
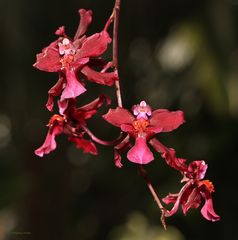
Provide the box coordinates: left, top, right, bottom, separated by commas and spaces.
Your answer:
73, 94, 111, 121
103, 107, 135, 127
164, 181, 192, 217
46, 95, 54, 112
61, 70, 86, 100
114, 135, 132, 168
150, 109, 185, 132
127, 136, 154, 164
69, 137, 98, 155
33, 40, 61, 72
74, 9, 93, 39
75, 31, 111, 59
81, 66, 118, 86
149, 138, 188, 172
114, 151, 123, 168
46, 75, 65, 111
79, 94, 110, 112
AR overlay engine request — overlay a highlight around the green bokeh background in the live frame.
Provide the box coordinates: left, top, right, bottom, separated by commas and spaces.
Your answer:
0, 0, 237, 239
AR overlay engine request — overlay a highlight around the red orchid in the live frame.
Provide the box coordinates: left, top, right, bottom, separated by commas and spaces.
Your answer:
103, 101, 185, 165
163, 160, 220, 222
35, 95, 110, 157
33, 1, 221, 227
34, 9, 118, 111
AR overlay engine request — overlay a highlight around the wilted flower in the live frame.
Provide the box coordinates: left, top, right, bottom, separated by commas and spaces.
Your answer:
163, 160, 220, 222
35, 95, 110, 157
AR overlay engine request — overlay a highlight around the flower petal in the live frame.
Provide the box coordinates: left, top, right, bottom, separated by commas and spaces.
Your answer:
72, 57, 89, 70
74, 9, 93, 39
150, 109, 185, 132
182, 187, 201, 214
71, 95, 111, 121
127, 136, 154, 164
114, 135, 132, 168
201, 197, 220, 222
61, 70, 86, 100
35, 125, 63, 157
149, 138, 187, 172
121, 124, 134, 133
163, 181, 192, 217
33, 40, 61, 72
162, 193, 179, 205
69, 137, 98, 155
46, 75, 65, 111
75, 31, 111, 59
114, 150, 123, 168
81, 65, 118, 86
103, 107, 135, 127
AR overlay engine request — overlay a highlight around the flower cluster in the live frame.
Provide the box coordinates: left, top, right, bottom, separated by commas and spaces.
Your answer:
34, 4, 220, 228
103, 101, 220, 222
34, 9, 117, 156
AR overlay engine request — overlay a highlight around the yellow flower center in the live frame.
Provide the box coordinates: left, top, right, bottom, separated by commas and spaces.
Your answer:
200, 180, 215, 193
133, 119, 149, 133
47, 114, 64, 127
60, 54, 74, 69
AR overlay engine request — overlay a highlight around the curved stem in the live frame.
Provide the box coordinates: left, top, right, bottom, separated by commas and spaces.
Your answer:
138, 165, 168, 229
81, 124, 124, 146
112, 0, 123, 107
104, 11, 115, 31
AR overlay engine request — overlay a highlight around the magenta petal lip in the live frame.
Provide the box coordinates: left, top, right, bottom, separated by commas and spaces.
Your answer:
34, 132, 57, 157
127, 136, 154, 164
61, 70, 86, 100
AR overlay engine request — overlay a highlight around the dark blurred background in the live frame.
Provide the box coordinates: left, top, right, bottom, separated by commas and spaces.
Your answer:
0, 0, 237, 239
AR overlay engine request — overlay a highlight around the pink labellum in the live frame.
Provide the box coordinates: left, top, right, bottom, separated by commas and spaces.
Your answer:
69, 137, 98, 155
127, 136, 154, 164
75, 31, 111, 59
201, 197, 220, 222
103, 107, 134, 127
61, 70, 86, 100
34, 41, 61, 72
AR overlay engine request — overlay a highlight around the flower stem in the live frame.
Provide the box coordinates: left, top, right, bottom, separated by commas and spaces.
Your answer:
138, 165, 168, 229
81, 124, 124, 146
112, 0, 123, 107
